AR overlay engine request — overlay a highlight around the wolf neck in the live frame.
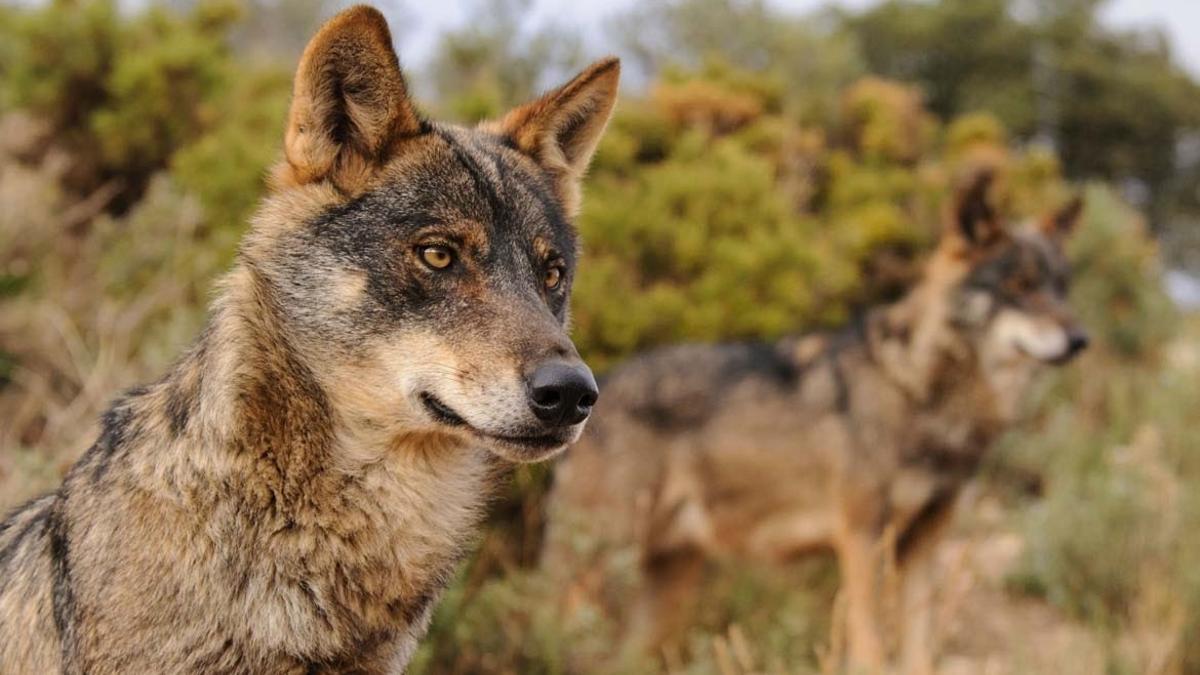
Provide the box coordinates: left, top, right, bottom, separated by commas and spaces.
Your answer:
865, 279, 1004, 431
138, 263, 493, 657
169, 264, 334, 471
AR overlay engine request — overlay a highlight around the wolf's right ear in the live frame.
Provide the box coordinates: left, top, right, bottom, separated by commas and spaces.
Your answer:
947, 169, 1004, 249
1040, 194, 1084, 241
493, 58, 620, 218
281, 6, 424, 194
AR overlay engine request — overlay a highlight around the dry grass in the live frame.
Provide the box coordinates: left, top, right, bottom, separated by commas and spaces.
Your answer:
0, 113, 211, 509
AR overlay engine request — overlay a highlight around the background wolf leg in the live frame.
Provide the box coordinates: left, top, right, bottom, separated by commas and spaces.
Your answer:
835, 523, 888, 673
896, 497, 959, 675
628, 547, 708, 654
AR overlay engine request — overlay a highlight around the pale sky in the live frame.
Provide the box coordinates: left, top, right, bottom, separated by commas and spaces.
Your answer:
38, 0, 1200, 80
381, 0, 1200, 80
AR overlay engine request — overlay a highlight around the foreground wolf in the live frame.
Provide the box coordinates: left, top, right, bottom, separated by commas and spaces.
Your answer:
545, 173, 1087, 674
0, 6, 618, 673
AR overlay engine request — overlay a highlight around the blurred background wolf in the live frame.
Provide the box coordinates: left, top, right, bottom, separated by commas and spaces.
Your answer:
543, 172, 1090, 674
1, 0, 1198, 673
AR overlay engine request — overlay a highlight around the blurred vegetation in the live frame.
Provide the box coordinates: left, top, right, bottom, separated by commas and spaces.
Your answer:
425, 0, 586, 121
846, 0, 1200, 229
0, 0, 1197, 672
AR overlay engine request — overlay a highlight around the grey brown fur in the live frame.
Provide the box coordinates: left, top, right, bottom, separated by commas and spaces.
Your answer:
0, 6, 618, 673
544, 172, 1088, 674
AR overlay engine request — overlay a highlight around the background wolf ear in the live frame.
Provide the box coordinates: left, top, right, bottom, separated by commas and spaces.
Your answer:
948, 169, 1005, 249
282, 6, 424, 193
1041, 194, 1085, 240
494, 58, 620, 217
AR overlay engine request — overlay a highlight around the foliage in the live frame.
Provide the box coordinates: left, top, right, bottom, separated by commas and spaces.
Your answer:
170, 67, 291, 259
573, 126, 854, 369
424, 0, 585, 121
610, 0, 863, 123
412, 555, 840, 675
843, 0, 1200, 227
1001, 343, 1199, 670
613, 0, 1200, 249
0, 0, 252, 209
1066, 185, 1178, 357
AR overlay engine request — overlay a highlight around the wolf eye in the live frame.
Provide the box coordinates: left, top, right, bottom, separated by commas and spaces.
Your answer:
1005, 275, 1039, 295
544, 264, 565, 291
418, 245, 454, 270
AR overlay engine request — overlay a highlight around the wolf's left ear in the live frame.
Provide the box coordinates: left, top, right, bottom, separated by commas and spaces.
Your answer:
493, 58, 620, 217
282, 6, 425, 193
1041, 195, 1084, 241
948, 169, 1005, 249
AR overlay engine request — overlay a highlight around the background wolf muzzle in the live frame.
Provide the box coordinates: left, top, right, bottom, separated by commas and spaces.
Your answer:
1064, 326, 1090, 359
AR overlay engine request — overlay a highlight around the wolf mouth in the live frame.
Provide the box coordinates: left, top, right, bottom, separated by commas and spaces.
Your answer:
419, 392, 567, 450
1014, 343, 1076, 366
420, 392, 468, 427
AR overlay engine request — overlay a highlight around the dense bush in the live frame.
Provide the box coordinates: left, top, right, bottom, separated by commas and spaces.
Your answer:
0, 0, 257, 210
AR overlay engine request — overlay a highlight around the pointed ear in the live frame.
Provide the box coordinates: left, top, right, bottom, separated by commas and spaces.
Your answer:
1041, 194, 1084, 241
282, 6, 425, 193
493, 58, 620, 217
946, 169, 1004, 248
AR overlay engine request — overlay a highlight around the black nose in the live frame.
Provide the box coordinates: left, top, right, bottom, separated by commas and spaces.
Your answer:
1067, 329, 1090, 356
527, 361, 599, 427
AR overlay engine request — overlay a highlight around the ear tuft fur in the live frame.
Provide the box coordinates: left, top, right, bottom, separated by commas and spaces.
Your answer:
492, 58, 620, 217
283, 5, 424, 193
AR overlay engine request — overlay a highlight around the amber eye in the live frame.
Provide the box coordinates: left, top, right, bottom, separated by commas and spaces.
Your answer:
1005, 275, 1038, 295
418, 245, 454, 270
544, 265, 564, 291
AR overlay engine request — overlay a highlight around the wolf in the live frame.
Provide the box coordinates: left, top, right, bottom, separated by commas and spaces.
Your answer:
543, 172, 1088, 674
0, 6, 618, 673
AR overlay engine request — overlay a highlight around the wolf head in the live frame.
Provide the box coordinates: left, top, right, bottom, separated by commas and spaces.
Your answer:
930, 171, 1087, 404
241, 6, 618, 462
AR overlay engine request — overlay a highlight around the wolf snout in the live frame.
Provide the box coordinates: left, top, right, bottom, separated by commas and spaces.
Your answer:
1065, 327, 1090, 358
526, 360, 598, 427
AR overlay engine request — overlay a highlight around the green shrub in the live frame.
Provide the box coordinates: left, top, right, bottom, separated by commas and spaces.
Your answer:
171, 67, 292, 263
1067, 185, 1177, 358
0, 0, 254, 210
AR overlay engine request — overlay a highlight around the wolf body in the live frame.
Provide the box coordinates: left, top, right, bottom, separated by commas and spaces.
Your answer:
0, 6, 618, 673
544, 175, 1087, 674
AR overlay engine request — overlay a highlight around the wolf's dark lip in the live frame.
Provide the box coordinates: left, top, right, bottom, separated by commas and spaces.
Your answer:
420, 392, 466, 427
489, 431, 568, 451
419, 392, 568, 450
